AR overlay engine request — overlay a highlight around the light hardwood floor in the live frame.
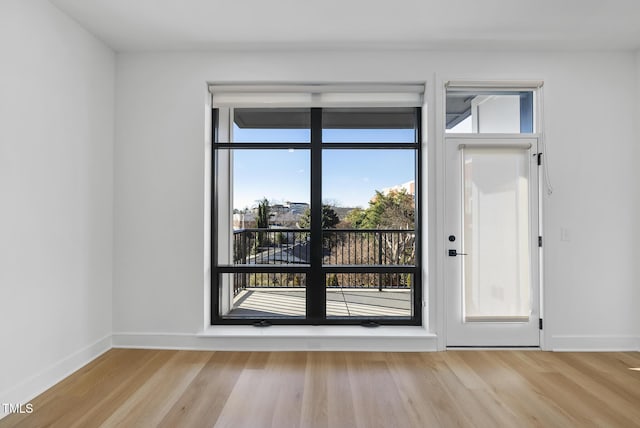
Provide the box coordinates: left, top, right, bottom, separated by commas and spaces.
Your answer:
1, 349, 639, 427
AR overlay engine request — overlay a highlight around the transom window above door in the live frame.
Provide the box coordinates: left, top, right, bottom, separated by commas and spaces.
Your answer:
445, 83, 539, 134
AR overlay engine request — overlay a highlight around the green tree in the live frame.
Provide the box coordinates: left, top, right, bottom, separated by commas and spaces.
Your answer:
348, 190, 414, 230
256, 198, 270, 229
347, 190, 416, 267
298, 205, 340, 229
345, 207, 365, 228
255, 198, 270, 248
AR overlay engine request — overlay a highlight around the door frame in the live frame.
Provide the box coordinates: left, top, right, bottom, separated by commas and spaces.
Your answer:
434, 79, 546, 350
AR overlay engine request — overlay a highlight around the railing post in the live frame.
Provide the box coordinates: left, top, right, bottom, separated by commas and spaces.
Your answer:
378, 232, 383, 291
243, 231, 247, 263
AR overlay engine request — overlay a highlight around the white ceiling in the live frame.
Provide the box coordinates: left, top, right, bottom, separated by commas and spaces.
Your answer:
50, 0, 640, 52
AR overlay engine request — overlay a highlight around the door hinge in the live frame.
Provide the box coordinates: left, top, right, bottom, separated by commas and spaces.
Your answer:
538, 236, 543, 247
539, 319, 543, 330
537, 153, 543, 166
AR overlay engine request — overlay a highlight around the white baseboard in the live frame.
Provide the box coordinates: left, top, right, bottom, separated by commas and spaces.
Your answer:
0, 334, 112, 420
548, 335, 640, 351
112, 328, 439, 352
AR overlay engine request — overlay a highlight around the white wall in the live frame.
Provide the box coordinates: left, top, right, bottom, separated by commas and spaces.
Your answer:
113, 50, 640, 350
536, 53, 638, 350
0, 0, 114, 409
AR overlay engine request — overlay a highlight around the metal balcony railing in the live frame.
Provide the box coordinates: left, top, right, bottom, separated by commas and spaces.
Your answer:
233, 228, 311, 265
232, 228, 415, 296
322, 229, 415, 266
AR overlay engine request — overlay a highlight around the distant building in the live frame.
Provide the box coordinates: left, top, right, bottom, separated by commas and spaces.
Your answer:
270, 204, 288, 214
380, 180, 415, 196
233, 202, 309, 229
288, 202, 310, 214
233, 212, 255, 229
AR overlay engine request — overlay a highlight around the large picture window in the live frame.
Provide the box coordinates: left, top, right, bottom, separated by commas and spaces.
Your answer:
210, 86, 423, 325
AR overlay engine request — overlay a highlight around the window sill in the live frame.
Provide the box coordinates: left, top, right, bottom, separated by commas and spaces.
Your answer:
112, 327, 438, 351
197, 325, 433, 339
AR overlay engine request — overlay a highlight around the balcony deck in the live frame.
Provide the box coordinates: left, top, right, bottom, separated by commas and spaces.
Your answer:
227, 288, 411, 318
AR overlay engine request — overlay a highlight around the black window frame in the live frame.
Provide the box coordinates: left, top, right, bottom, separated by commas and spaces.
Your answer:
211, 107, 423, 326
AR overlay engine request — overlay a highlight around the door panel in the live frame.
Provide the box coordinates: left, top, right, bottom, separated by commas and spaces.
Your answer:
445, 139, 539, 347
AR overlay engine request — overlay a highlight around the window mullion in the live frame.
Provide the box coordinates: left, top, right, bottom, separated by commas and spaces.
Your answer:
308, 108, 325, 321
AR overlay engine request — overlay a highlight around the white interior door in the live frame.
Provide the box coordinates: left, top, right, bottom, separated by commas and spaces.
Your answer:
445, 138, 540, 347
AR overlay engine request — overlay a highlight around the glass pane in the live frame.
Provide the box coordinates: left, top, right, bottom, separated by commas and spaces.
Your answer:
322, 149, 416, 265
322, 108, 417, 143
217, 149, 310, 265
219, 272, 307, 318
233, 108, 310, 143
462, 147, 531, 322
446, 90, 534, 133
322, 149, 415, 211
232, 149, 310, 223
326, 273, 413, 318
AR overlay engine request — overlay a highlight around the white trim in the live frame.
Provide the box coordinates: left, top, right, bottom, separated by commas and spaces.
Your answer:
440, 78, 546, 349
444, 133, 541, 140
445, 80, 544, 90
457, 142, 532, 150
421, 81, 433, 334
209, 93, 428, 325
209, 83, 425, 107
0, 335, 112, 420
433, 72, 447, 351
548, 335, 640, 352
208, 83, 426, 94
113, 328, 438, 352
204, 102, 212, 330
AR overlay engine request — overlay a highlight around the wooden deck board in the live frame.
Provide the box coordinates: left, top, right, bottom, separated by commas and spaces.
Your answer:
228, 288, 412, 318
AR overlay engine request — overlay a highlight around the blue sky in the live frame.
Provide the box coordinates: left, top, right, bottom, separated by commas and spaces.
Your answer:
232, 125, 415, 209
